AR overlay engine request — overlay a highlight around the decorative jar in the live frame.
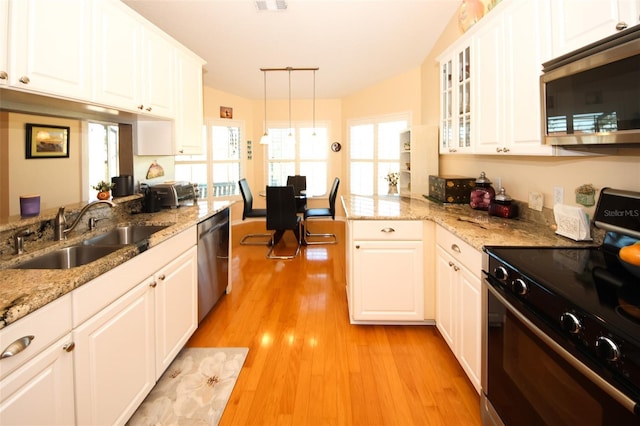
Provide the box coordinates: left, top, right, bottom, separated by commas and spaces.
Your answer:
470, 171, 495, 210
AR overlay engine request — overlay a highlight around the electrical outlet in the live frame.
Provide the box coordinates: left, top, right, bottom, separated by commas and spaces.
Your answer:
554, 186, 564, 205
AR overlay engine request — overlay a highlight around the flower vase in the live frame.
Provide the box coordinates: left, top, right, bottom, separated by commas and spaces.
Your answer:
388, 184, 398, 195
97, 191, 111, 200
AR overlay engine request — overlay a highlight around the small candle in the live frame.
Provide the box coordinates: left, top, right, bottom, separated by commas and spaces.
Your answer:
20, 194, 40, 217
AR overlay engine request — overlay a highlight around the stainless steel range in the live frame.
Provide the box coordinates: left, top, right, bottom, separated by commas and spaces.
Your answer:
482, 188, 640, 425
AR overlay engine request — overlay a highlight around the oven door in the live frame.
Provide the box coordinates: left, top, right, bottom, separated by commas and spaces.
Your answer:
482, 278, 639, 426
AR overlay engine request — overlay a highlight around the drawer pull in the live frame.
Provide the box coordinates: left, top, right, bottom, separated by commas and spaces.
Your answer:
150, 281, 157, 288
451, 244, 461, 253
1, 335, 35, 359
63, 342, 75, 353
380, 227, 396, 233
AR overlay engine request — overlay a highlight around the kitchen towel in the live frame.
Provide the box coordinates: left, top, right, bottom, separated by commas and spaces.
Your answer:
127, 347, 248, 425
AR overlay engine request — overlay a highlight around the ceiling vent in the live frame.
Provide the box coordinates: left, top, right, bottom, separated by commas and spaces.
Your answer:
255, 0, 287, 11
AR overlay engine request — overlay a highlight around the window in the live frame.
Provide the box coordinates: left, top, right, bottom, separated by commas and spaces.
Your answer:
348, 115, 409, 195
266, 124, 328, 196
175, 119, 243, 199
87, 121, 118, 200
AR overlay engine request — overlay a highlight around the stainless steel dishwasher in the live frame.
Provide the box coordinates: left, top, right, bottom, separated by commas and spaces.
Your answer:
197, 208, 229, 323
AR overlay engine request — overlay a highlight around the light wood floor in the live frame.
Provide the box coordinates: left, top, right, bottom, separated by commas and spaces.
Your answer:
187, 220, 481, 425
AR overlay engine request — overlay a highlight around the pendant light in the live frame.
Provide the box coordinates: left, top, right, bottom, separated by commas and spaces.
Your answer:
259, 70, 270, 144
287, 67, 295, 143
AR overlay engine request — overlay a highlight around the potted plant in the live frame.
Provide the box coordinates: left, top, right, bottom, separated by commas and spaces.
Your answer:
92, 180, 115, 200
385, 172, 399, 194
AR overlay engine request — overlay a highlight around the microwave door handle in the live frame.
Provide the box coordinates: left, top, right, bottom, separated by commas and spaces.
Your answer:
485, 282, 638, 415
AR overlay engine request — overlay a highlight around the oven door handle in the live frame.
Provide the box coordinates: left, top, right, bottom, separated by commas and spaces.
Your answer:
486, 281, 639, 415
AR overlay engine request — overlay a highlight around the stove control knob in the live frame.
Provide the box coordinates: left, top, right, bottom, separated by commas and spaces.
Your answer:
494, 266, 509, 282
560, 312, 582, 334
595, 336, 620, 362
513, 278, 529, 296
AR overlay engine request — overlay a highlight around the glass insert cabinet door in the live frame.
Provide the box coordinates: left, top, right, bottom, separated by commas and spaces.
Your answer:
440, 45, 472, 153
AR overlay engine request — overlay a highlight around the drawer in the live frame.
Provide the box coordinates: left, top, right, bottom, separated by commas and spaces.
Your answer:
352, 220, 423, 241
436, 225, 481, 274
0, 293, 72, 381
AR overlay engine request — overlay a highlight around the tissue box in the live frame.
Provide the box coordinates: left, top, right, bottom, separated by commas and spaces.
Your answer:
428, 175, 475, 204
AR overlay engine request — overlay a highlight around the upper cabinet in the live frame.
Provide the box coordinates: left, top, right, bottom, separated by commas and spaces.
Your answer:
0, 0, 8, 87
439, 42, 473, 154
174, 50, 205, 155
92, 0, 174, 118
7, 0, 92, 100
474, 0, 554, 155
550, 0, 640, 58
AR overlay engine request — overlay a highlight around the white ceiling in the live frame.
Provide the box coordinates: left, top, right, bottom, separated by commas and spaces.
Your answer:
122, 0, 461, 100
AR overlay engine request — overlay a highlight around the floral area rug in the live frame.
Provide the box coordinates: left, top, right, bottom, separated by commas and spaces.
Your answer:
128, 347, 248, 425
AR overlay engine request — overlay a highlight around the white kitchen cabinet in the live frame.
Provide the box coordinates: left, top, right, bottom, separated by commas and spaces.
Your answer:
174, 50, 205, 155
0, 0, 8, 87
439, 41, 473, 154
92, 0, 174, 118
474, 0, 554, 156
7, 0, 91, 100
435, 225, 481, 394
0, 294, 74, 425
154, 246, 198, 378
550, 0, 640, 58
348, 220, 424, 323
92, 0, 142, 112
72, 225, 197, 425
0, 334, 76, 425
73, 277, 156, 426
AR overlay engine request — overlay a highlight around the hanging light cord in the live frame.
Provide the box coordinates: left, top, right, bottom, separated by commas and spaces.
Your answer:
312, 69, 316, 136
263, 71, 268, 136
288, 68, 293, 137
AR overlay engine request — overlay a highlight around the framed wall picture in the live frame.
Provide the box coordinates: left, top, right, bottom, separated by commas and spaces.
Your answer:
26, 124, 70, 159
220, 106, 233, 119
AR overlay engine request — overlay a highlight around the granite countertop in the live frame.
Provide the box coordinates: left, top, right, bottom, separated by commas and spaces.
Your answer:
342, 194, 601, 251
0, 199, 234, 330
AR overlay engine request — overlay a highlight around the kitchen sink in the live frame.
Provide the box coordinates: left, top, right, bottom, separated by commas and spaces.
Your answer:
12, 245, 123, 270
83, 225, 169, 246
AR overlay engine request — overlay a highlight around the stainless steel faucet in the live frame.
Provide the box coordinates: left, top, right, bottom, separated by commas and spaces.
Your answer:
54, 200, 116, 241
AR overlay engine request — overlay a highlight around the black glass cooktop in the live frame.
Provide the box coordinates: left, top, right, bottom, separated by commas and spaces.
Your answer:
485, 237, 640, 345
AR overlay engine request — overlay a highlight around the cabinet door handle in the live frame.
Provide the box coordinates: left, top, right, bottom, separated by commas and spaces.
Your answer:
19, 75, 30, 84
138, 104, 144, 110
145, 106, 152, 112
451, 244, 461, 253
149, 281, 157, 288
1, 335, 35, 359
158, 274, 165, 281
616, 21, 628, 31
63, 342, 75, 353
355, 245, 360, 249
0, 71, 7, 80
380, 227, 395, 233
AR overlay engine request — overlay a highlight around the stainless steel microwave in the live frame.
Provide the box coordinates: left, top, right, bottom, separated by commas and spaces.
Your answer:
540, 25, 640, 146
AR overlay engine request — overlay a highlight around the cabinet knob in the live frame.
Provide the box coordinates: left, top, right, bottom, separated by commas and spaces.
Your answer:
616, 21, 628, 31
158, 274, 165, 281
502, 147, 510, 153
496, 147, 503, 153
19, 75, 30, 84
0, 71, 7, 80
355, 245, 360, 249
150, 281, 157, 288
138, 104, 144, 110
145, 106, 152, 112
63, 342, 75, 353
1, 335, 35, 359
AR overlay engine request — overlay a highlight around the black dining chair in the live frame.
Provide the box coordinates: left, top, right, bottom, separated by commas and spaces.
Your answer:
266, 185, 302, 259
238, 178, 272, 245
286, 175, 307, 213
303, 177, 340, 245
